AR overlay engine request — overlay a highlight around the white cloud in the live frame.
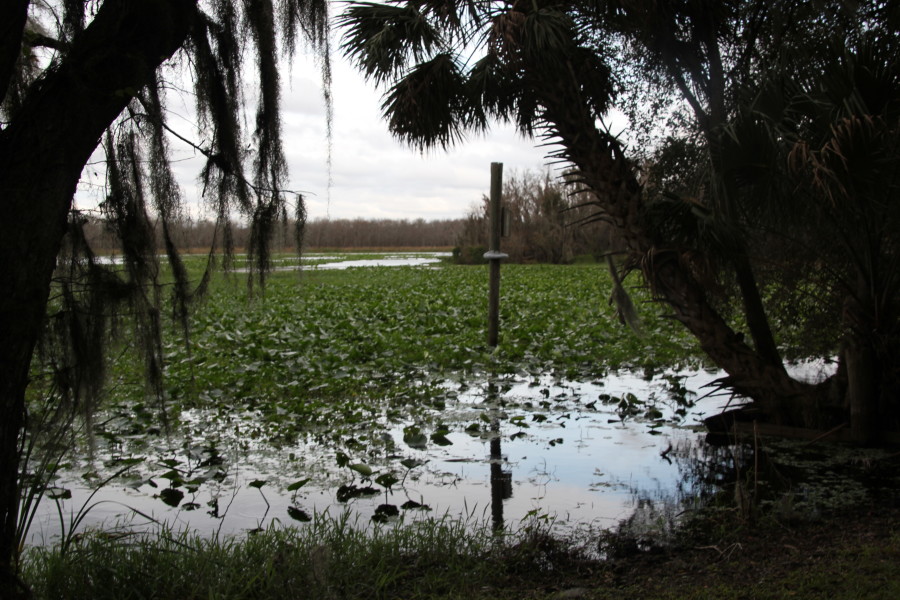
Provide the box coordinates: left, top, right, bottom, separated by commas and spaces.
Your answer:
74, 20, 559, 223
279, 51, 553, 221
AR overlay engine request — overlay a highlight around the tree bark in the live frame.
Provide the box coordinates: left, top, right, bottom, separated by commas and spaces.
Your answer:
0, 0, 29, 108
846, 337, 876, 443
732, 240, 784, 367
534, 60, 820, 425
0, 0, 197, 592
844, 274, 880, 443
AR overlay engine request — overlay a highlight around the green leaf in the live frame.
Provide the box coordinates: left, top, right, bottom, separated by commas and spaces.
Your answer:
287, 506, 312, 522
430, 432, 452, 446
375, 473, 399, 489
287, 478, 312, 491
403, 426, 428, 449
158, 488, 184, 507
47, 487, 71, 500
400, 458, 425, 470
160, 470, 184, 485
371, 503, 400, 523
349, 463, 373, 477
249, 479, 267, 489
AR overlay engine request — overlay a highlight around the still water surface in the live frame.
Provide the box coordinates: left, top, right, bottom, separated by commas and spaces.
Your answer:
28, 368, 735, 545
27, 254, 836, 546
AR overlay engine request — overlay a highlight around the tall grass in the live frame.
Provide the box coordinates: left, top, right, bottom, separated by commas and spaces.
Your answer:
23, 512, 591, 600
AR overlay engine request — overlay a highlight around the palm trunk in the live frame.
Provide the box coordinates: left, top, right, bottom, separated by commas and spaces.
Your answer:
733, 249, 783, 367
533, 61, 819, 424
845, 337, 876, 443
843, 273, 881, 443
0, 0, 196, 590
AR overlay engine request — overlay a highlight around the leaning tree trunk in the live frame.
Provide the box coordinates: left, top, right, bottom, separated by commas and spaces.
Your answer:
531, 59, 823, 425
0, 1, 197, 593
842, 273, 882, 443
0, 0, 29, 109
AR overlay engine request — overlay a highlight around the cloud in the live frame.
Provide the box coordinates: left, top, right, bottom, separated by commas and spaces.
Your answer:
74, 33, 557, 223
282, 53, 552, 221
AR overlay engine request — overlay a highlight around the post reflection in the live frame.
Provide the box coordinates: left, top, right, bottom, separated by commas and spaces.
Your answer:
487, 375, 513, 532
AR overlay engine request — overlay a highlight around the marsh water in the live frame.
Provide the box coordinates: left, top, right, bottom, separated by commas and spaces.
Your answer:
25, 255, 849, 548
27, 367, 739, 545
234, 251, 450, 271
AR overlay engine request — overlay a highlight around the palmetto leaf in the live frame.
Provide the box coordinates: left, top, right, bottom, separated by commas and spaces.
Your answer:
339, 2, 443, 85
468, 50, 533, 132
381, 52, 476, 149
340, 1, 615, 149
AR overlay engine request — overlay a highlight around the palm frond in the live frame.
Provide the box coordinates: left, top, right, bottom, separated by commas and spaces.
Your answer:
467, 50, 530, 132
406, 0, 486, 41
606, 255, 642, 335
381, 52, 473, 149
338, 2, 444, 85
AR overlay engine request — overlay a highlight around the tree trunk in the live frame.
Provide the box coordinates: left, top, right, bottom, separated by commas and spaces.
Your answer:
843, 273, 881, 444
845, 337, 876, 443
0, 0, 29, 108
534, 60, 821, 426
0, 0, 197, 592
732, 246, 783, 367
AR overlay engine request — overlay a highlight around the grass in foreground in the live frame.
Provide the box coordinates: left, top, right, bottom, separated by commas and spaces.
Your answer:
21, 501, 900, 600
22, 512, 596, 600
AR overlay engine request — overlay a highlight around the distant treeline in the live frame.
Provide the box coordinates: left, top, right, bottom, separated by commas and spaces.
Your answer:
81, 171, 617, 262
303, 217, 464, 248
455, 170, 621, 264
82, 216, 465, 253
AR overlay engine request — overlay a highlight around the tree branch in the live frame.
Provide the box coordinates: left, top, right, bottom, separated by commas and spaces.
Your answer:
24, 32, 67, 52
0, 0, 29, 109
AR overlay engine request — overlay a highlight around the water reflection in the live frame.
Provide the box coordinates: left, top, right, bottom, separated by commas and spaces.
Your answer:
312, 256, 445, 270
485, 376, 514, 532
27, 368, 740, 546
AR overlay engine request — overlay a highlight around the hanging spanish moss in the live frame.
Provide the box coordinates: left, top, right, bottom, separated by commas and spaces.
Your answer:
294, 193, 308, 252
61, 0, 89, 40
29, 0, 333, 446
0, 0, 334, 581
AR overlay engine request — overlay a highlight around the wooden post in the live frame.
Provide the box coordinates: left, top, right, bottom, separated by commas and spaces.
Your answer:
485, 163, 507, 347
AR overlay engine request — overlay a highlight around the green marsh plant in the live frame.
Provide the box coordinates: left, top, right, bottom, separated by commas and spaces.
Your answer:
23, 509, 594, 600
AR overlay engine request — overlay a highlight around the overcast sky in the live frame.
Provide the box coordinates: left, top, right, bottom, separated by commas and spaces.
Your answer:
75, 45, 555, 224
73, 11, 594, 224
279, 49, 555, 222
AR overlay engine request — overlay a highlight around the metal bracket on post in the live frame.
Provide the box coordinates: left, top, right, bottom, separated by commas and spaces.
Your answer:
485, 162, 505, 347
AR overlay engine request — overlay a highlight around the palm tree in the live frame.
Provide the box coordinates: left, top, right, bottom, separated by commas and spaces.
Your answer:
338, 0, 900, 438
739, 31, 900, 441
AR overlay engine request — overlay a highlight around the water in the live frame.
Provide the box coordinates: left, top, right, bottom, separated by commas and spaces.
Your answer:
311, 254, 448, 269
28, 250, 841, 546
92, 252, 451, 271
25, 368, 735, 545
236, 252, 451, 272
